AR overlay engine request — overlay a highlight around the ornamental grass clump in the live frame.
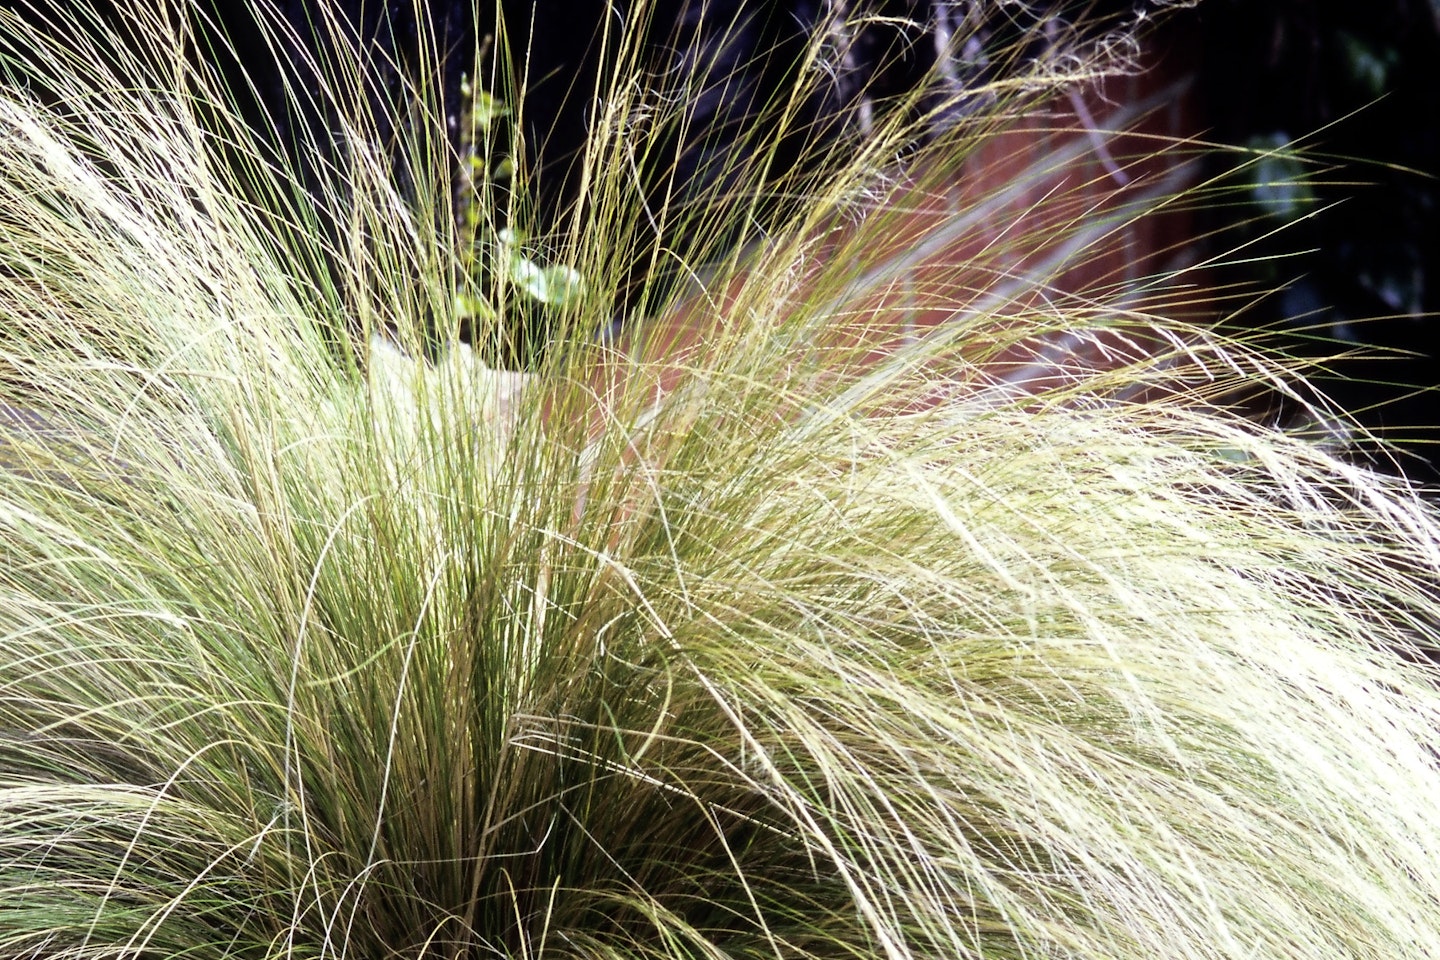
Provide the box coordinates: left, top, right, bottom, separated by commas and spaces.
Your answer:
2, 2, 1440, 959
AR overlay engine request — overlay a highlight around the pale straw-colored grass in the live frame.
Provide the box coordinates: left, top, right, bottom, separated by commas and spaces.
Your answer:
2, 3, 1439, 959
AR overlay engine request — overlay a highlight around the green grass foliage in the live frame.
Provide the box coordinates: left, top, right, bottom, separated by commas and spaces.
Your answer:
3, 2, 1440, 958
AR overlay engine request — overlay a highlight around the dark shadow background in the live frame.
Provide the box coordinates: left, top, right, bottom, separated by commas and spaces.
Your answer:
1190, 0, 1440, 483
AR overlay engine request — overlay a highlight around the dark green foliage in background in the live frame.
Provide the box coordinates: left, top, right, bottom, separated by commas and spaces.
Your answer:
1195, 0, 1440, 480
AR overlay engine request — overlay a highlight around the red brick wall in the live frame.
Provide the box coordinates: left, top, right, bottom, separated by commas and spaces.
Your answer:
607, 31, 1204, 405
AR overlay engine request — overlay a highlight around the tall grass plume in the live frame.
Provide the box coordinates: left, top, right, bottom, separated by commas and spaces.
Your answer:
2, 2, 1440, 958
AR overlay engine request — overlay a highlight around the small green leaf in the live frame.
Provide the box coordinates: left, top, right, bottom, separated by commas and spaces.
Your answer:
1246, 133, 1314, 222
537, 264, 586, 307
1338, 32, 1397, 97
509, 256, 549, 301
453, 292, 495, 321
471, 90, 508, 131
